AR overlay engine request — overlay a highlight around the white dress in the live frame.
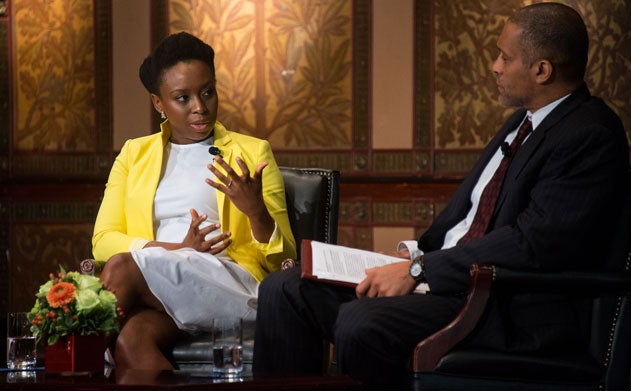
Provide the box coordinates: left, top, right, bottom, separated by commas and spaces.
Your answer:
130, 137, 258, 334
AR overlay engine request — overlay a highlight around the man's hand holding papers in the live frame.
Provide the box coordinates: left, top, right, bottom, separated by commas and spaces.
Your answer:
301, 240, 429, 296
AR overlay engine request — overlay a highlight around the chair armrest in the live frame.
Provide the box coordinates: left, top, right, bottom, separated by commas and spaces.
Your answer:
412, 263, 631, 373
79, 259, 106, 276
412, 264, 493, 372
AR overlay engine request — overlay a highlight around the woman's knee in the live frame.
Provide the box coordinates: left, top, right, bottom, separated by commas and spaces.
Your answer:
117, 310, 178, 350
100, 253, 136, 287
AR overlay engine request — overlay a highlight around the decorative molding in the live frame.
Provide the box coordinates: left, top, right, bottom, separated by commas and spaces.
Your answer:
413, 202, 434, 225
12, 155, 111, 178
338, 226, 372, 251
275, 152, 353, 172
434, 151, 481, 176
338, 181, 458, 249
373, 202, 414, 224
354, 153, 370, 173
341, 200, 438, 227
340, 200, 371, 223
10, 202, 99, 222
372, 151, 414, 174
415, 150, 431, 173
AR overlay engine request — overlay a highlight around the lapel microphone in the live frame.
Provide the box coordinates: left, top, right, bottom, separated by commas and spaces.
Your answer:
208, 146, 222, 158
500, 142, 511, 158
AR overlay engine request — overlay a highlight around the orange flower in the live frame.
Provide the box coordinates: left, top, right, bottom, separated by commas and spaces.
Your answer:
46, 282, 76, 308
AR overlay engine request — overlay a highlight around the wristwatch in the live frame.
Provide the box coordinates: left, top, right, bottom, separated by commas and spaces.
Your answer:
409, 255, 426, 283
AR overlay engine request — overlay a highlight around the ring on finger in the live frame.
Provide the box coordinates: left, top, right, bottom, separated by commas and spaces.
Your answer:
227, 180, 233, 188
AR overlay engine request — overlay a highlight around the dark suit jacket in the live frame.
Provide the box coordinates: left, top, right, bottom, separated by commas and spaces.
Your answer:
419, 84, 629, 351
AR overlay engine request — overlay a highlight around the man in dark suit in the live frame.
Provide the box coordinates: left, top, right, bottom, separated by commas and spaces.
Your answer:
253, 3, 629, 389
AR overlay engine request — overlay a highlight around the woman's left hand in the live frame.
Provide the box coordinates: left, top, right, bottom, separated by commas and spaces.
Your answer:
205, 155, 268, 217
206, 155, 275, 243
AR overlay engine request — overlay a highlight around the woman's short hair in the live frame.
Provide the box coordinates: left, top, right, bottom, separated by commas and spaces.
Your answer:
139, 32, 215, 95
509, 2, 588, 83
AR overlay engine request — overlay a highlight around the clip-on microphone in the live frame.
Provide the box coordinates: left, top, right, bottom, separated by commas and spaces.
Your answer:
208, 146, 222, 158
500, 142, 511, 158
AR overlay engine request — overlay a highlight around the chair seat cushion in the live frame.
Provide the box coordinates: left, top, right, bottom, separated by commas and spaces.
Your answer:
434, 348, 602, 383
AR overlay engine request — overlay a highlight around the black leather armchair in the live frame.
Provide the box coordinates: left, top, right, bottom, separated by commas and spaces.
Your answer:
276, 166, 340, 260
411, 177, 631, 390
172, 167, 340, 370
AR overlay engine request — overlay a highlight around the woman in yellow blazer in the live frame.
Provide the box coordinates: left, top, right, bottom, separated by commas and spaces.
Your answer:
92, 32, 296, 371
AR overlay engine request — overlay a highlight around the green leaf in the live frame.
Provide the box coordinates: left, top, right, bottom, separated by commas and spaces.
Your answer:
48, 334, 59, 346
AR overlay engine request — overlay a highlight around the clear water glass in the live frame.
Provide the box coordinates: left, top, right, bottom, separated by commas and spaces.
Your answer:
6, 312, 37, 370
211, 317, 243, 377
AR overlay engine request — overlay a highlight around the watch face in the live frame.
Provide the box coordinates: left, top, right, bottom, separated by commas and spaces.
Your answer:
410, 262, 422, 277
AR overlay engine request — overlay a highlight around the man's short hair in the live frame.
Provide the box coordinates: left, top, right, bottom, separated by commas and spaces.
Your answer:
509, 2, 588, 83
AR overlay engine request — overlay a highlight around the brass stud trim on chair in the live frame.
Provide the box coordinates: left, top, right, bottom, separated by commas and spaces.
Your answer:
602, 296, 623, 369
295, 168, 337, 244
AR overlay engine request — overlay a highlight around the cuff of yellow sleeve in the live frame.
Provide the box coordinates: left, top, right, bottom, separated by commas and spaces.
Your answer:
129, 238, 150, 251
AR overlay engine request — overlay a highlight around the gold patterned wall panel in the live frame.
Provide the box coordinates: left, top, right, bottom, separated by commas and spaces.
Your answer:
433, 1, 513, 150
168, 0, 352, 146
7, 0, 112, 179
427, 0, 631, 176
578, 0, 631, 133
0, 15, 8, 166
13, 0, 95, 151
164, 0, 370, 173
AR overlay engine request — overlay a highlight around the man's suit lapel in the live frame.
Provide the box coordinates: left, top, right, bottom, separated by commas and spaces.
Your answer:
464, 110, 526, 192
433, 111, 525, 233
495, 84, 591, 210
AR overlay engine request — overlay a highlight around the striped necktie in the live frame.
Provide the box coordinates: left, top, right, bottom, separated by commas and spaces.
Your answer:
458, 117, 533, 244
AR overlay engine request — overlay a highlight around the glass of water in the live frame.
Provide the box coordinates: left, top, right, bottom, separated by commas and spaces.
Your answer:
6, 312, 37, 370
211, 317, 243, 378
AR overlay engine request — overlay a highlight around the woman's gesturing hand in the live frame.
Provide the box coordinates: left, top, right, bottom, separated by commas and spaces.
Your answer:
181, 209, 232, 254
205, 155, 275, 243
206, 155, 268, 216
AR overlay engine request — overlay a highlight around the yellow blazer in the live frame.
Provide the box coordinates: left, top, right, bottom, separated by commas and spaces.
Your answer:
92, 121, 296, 282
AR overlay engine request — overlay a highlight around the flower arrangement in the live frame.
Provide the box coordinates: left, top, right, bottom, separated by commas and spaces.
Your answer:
28, 267, 121, 345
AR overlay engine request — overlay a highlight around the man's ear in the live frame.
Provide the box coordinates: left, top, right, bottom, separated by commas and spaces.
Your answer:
150, 93, 163, 114
534, 59, 554, 84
